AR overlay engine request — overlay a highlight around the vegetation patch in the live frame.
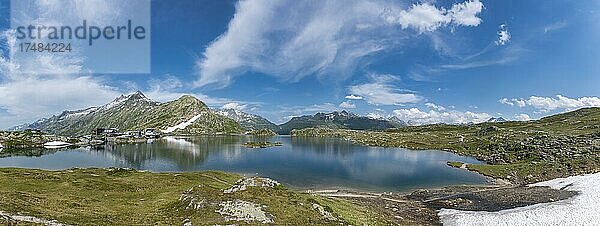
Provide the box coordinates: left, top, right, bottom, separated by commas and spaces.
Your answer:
243, 141, 283, 148
0, 168, 395, 225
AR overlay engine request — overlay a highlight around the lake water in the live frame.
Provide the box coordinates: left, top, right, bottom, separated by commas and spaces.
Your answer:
0, 136, 488, 192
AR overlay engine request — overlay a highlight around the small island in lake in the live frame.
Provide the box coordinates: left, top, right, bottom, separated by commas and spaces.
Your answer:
243, 141, 283, 148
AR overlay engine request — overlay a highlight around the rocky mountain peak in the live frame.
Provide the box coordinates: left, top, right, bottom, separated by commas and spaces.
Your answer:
315, 110, 358, 121
101, 91, 155, 110
173, 95, 208, 108
115, 91, 149, 102
487, 117, 507, 123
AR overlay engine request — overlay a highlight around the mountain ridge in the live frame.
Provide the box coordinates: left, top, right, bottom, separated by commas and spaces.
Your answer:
487, 117, 507, 123
277, 110, 402, 134
19, 91, 244, 136
213, 108, 279, 132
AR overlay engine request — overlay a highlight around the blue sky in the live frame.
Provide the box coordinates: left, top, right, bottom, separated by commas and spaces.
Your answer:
0, 0, 599, 128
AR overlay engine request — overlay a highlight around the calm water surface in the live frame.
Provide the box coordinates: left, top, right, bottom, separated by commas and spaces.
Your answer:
0, 136, 488, 192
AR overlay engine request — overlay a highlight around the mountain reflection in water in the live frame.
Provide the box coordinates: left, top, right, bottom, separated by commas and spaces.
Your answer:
0, 136, 488, 192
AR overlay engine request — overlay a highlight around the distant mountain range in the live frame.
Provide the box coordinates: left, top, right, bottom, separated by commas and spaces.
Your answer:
10, 92, 480, 136
277, 110, 401, 134
213, 108, 279, 131
487, 117, 507, 123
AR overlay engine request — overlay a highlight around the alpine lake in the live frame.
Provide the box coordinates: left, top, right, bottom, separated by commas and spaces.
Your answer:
0, 136, 488, 192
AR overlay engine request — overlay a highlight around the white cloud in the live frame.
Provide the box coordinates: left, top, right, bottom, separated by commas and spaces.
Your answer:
515, 99, 526, 107
501, 95, 600, 112
499, 98, 514, 106
425, 102, 446, 111
349, 74, 421, 105
339, 101, 356, 109
392, 107, 491, 125
544, 21, 567, 33
383, 3, 450, 32
222, 102, 247, 111
195, 0, 484, 88
449, 0, 486, 26
495, 24, 511, 46
515, 113, 532, 121
345, 94, 364, 100
384, 0, 484, 32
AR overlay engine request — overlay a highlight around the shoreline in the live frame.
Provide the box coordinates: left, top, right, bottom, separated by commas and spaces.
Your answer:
290, 127, 600, 185
438, 172, 600, 225
0, 166, 586, 225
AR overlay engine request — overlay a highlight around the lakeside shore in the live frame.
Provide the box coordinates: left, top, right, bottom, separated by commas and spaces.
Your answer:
0, 167, 583, 225
291, 114, 600, 185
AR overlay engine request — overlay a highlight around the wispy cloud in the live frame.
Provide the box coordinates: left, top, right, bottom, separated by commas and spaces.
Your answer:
348, 74, 421, 105
410, 43, 527, 80
544, 21, 567, 33
195, 0, 485, 88
339, 101, 356, 109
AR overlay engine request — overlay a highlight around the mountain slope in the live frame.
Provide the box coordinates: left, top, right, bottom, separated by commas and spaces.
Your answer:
213, 108, 279, 131
278, 111, 399, 134
23, 92, 244, 136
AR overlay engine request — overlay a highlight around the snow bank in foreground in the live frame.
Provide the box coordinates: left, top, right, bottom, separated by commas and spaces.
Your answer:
438, 172, 600, 226
162, 113, 205, 133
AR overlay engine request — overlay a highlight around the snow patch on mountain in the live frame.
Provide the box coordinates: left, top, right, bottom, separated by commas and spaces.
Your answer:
438, 172, 600, 226
162, 112, 206, 133
64, 107, 98, 119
